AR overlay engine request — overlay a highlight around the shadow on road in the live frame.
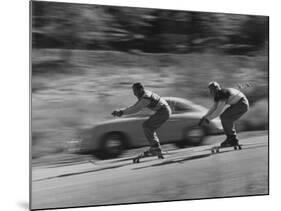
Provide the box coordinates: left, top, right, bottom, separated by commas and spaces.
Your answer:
132, 154, 211, 170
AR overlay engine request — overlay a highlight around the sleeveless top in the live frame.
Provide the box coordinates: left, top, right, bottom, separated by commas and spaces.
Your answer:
214, 88, 248, 105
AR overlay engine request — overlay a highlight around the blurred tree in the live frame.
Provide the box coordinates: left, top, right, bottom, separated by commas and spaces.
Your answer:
103, 6, 156, 51
239, 16, 269, 47
32, 1, 268, 55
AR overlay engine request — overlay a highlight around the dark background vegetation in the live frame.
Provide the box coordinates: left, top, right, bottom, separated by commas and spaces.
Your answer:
32, 1, 268, 53
31, 1, 268, 160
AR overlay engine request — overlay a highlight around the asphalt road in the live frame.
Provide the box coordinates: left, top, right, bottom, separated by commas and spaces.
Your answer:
31, 131, 268, 210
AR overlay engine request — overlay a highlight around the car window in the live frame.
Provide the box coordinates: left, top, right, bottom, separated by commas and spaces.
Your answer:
174, 103, 193, 113
166, 100, 194, 113
174, 103, 193, 112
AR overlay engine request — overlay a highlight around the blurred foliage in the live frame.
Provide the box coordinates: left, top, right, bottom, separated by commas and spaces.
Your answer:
32, 2, 268, 54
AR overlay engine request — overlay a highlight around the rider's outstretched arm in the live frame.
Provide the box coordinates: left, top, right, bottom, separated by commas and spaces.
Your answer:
206, 100, 226, 120
204, 102, 217, 118
121, 99, 150, 115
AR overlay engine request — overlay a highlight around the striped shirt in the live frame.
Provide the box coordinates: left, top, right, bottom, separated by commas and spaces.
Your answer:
122, 90, 168, 115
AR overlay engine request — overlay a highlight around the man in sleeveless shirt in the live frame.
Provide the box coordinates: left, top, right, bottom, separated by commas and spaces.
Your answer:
199, 81, 249, 147
112, 82, 172, 157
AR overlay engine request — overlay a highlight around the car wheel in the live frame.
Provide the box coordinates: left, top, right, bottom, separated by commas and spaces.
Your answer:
176, 126, 206, 148
97, 132, 127, 159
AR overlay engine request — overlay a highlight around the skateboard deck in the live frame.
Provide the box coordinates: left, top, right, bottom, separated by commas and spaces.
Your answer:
210, 144, 242, 154
132, 151, 168, 163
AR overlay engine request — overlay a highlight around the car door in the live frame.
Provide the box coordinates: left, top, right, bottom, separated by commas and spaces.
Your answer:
123, 109, 153, 147
157, 101, 198, 143
157, 113, 186, 143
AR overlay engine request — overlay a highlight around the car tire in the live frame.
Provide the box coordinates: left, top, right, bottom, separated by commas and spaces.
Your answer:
175, 126, 206, 148
96, 132, 127, 159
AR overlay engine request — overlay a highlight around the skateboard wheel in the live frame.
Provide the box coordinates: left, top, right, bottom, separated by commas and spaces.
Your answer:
238, 145, 242, 150
211, 149, 215, 154
216, 148, 219, 153
234, 146, 237, 150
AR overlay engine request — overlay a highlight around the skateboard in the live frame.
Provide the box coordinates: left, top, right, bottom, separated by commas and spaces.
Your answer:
132, 151, 166, 163
211, 144, 242, 154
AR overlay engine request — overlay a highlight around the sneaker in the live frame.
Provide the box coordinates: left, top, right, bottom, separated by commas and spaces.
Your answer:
149, 146, 163, 156
228, 136, 239, 146
220, 138, 232, 147
158, 153, 164, 159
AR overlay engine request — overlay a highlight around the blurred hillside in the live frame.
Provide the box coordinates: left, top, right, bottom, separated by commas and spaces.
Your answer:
32, 50, 268, 158
31, 2, 268, 159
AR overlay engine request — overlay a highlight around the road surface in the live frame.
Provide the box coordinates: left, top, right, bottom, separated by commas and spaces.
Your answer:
31, 131, 268, 210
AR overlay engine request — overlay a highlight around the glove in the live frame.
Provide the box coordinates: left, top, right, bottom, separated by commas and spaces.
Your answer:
198, 117, 209, 126
112, 110, 123, 117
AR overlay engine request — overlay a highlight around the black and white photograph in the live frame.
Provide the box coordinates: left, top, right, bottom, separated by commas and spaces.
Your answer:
30, 0, 269, 210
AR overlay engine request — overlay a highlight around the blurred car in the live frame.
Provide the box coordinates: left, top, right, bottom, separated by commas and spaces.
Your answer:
73, 97, 223, 159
